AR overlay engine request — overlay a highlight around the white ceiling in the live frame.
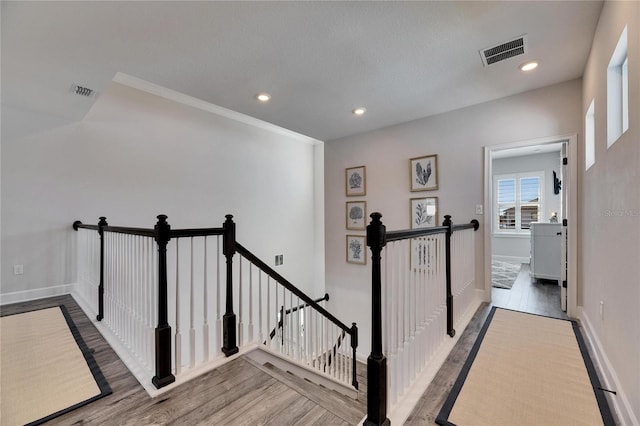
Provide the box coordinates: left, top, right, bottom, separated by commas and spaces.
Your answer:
1, 1, 603, 142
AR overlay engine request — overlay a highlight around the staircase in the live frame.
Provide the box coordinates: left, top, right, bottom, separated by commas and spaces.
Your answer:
73, 214, 358, 397
73, 211, 481, 425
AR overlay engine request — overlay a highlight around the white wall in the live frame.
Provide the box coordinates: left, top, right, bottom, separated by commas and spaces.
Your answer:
325, 79, 581, 356
492, 151, 562, 260
1, 81, 325, 299
580, 1, 639, 423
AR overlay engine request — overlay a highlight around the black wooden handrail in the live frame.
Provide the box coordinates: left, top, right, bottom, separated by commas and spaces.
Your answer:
365, 213, 479, 426
103, 225, 156, 237
73, 221, 98, 231
238, 242, 359, 390
74, 221, 225, 239
170, 228, 224, 238
285, 293, 329, 316
236, 243, 353, 334
386, 225, 448, 241
73, 214, 359, 391
385, 219, 479, 242
267, 294, 329, 341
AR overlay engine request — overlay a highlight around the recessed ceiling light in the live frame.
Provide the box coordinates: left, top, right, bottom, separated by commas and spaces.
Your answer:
520, 61, 539, 72
352, 107, 367, 116
256, 93, 271, 102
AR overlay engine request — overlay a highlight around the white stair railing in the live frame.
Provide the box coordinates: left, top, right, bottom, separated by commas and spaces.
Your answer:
235, 242, 359, 390
74, 214, 359, 393
382, 232, 447, 406
364, 213, 479, 425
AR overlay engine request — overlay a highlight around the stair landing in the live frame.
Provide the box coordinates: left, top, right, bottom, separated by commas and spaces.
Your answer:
1, 295, 367, 425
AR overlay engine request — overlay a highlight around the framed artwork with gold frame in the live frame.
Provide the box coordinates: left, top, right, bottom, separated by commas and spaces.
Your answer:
346, 166, 366, 196
410, 155, 438, 191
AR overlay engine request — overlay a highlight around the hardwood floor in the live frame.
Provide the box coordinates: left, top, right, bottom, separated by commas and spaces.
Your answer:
491, 263, 567, 320
1, 295, 366, 425
406, 264, 575, 424
2, 269, 575, 425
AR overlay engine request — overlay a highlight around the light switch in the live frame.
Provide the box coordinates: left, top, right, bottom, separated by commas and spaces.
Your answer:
475, 204, 483, 215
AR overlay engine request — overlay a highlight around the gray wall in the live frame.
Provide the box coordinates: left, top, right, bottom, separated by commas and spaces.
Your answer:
492, 151, 562, 260
1, 81, 325, 299
324, 79, 582, 356
580, 1, 639, 422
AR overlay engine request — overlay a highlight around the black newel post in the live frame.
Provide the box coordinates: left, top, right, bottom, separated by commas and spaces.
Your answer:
351, 322, 359, 390
365, 212, 390, 426
222, 214, 239, 356
152, 214, 176, 389
96, 216, 108, 321
443, 215, 455, 337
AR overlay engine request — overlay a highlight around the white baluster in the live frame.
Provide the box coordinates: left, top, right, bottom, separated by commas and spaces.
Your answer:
288, 291, 293, 357
266, 277, 271, 348
189, 237, 196, 369
238, 256, 243, 346
295, 297, 302, 360
248, 264, 254, 343
274, 279, 279, 351
203, 236, 210, 362
258, 272, 263, 344
175, 239, 182, 376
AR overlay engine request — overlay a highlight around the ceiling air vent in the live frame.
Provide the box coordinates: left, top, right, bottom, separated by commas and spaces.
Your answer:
72, 84, 95, 97
480, 35, 528, 66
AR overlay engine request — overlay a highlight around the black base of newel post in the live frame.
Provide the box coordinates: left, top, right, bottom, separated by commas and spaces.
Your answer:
153, 215, 175, 389
365, 212, 391, 426
152, 324, 176, 388
222, 313, 239, 356
365, 355, 391, 426
97, 216, 108, 322
222, 214, 239, 357
443, 215, 455, 338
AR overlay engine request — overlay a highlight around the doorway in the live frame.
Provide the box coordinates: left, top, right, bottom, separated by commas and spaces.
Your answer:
483, 135, 578, 318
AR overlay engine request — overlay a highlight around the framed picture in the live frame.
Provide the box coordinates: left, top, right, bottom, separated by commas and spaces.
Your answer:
410, 155, 438, 191
411, 237, 438, 271
345, 166, 366, 196
411, 197, 438, 229
346, 201, 367, 230
346, 235, 367, 265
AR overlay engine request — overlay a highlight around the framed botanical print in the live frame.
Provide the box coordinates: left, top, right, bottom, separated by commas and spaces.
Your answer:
411, 197, 438, 229
346, 166, 366, 196
346, 201, 367, 230
346, 235, 367, 265
410, 155, 438, 191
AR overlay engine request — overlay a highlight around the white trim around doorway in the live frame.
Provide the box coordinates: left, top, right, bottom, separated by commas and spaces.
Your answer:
483, 134, 578, 318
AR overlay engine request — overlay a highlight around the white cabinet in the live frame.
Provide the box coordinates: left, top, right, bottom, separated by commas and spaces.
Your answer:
530, 223, 561, 283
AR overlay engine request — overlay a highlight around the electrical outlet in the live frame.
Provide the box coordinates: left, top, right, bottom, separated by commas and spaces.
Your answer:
475, 204, 483, 215
13, 264, 24, 275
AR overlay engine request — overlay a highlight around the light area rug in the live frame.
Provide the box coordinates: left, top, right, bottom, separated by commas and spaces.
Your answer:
436, 308, 614, 426
0, 306, 111, 425
491, 260, 521, 289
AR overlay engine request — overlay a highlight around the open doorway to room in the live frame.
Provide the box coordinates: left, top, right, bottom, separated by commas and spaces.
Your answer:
487, 141, 569, 319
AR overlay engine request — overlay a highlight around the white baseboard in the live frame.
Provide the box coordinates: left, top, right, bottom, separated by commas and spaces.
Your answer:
0, 283, 76, 306
580, 309, 639, 426
492, 255, 529, 264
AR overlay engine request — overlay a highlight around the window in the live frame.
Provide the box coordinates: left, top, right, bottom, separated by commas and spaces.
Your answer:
607, 26, 628, 147
494, 172, 544, 233
585, 99, 595, 170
